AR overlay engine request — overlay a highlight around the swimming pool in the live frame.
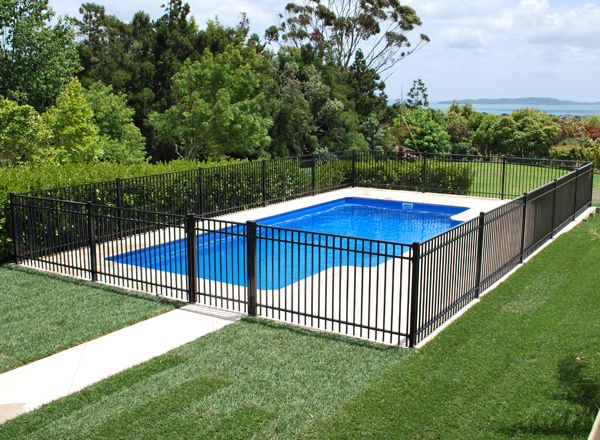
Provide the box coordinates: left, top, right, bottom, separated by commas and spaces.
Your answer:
108, 197, 468, 289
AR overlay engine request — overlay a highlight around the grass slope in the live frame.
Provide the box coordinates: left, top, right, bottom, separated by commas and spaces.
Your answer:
0, 267, 177, 373
2, 216, 600, 439
305, 215, 600, 439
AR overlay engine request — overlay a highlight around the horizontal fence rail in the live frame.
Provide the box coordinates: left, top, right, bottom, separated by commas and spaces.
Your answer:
10, 154, 594, 347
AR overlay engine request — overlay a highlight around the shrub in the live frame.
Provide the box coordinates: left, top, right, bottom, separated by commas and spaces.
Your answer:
549, 144, 600, 170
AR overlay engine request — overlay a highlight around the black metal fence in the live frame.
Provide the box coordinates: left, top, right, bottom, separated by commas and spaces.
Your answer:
10, 153, 594, 346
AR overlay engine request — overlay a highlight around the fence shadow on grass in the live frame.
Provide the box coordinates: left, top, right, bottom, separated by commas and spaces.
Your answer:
506, 354, 600, 437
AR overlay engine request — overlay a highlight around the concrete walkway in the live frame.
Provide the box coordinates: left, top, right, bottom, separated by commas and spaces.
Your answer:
0, 304, 243, 423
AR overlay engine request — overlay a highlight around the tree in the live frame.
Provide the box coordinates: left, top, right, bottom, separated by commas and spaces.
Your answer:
393, 108, 451, 154
509, 109, 560, 157
44, 78, 100, 163
405, 79, 429, 109
84, 82, 147, 163
265, 0, 428, 75
0, 99, 50, 165
150, 47, 273, 159
0, 0, 81, 110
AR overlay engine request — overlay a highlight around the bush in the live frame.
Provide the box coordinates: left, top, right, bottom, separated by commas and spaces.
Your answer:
355, 159, 472, 194
0, 159, 227, 261
549, 144, 600, 170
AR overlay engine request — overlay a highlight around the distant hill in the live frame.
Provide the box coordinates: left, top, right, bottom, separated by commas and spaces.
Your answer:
437, 97, 600, 105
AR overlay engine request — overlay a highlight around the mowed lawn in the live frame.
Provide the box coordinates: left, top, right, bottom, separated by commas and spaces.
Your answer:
2, 215, 599, 439
0, 267, 178, 373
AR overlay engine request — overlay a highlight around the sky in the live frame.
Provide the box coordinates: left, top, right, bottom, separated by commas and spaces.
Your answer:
49, 0, 600, 102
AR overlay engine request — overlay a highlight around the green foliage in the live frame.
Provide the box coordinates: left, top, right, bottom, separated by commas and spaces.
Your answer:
0, 159, 211, 260
265, 0, 428, 74
84, 82, 147, 164
151, 47, 273, 160
0, 99, 50, 165
584, 115, 600, 129
405, 79, 429, 109
0, 0, 81, 110
550, 144, 600, 169
43, 78, 100, 163
393, 108, 451, 154
507, 109, 561, 157
355, 160, 472, 194
471, 109, 560, 157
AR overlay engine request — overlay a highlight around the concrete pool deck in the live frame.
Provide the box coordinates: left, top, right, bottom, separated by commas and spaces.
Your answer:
0, 304, 243, 423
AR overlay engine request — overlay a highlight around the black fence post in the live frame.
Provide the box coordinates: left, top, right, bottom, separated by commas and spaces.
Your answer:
246, 221, 257, 316
551, 179, 558, 238
87, 202, 98, 282
520, 193, 528, 263
409, 242, 421, 348
420, 154, 428, 192
500, 156, 507, 199
311, 155, 317, 196
351, 150, 357, 187
186, 214, 197, 303
198, 167, 205, 215
589, 164, 594, 208
474, 212, 486, 298
9, 193, 19, 263
572, 167, 579, 220
261, 160, 267, 206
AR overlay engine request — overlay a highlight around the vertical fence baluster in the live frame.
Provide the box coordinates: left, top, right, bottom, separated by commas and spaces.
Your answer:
186, 214, 197, 303
246, 221, 257, 316
198, 167, 205, 215
500, 156, 507, 199
351, 150, 357, 187
409, 242, 421, 348
572, 167, 579, 219
551, 179, 558, 238
311, 155, 316, 196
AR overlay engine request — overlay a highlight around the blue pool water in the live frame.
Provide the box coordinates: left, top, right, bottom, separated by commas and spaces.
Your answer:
108, 198, 467, 289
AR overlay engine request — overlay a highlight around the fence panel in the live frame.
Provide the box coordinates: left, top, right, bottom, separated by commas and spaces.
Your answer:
12, 196, 91, 279
193, 219, 248, 313
414, 218, 480, 344
255, 225, 413, 345
479, 199, 524, 292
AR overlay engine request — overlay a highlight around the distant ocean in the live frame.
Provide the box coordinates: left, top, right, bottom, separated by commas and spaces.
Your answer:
429, 103, 600, 117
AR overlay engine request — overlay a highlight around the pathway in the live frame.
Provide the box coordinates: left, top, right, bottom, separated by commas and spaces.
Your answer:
0, 304, 242, 423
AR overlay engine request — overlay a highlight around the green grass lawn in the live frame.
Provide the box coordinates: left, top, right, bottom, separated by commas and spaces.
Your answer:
2, 215, 599, 439
468, 162, 569, 198
0, 267, 178, 373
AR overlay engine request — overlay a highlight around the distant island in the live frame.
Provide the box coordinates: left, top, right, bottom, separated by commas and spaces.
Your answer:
437, 97, 600, 105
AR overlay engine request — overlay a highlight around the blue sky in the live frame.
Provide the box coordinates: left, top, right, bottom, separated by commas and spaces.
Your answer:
49, 0, 600, 102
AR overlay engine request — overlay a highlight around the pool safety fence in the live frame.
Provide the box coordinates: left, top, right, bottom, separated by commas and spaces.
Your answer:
10, 154, 594, 346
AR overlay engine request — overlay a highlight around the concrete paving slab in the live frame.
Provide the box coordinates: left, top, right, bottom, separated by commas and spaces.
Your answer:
0, 304, 242, 423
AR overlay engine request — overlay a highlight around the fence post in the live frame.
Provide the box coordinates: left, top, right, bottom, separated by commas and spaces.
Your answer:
572, 167, 580, 220
261, 160, 267, 206
351, 150, 357, 187
311, 155, 316, 196
420, 154, 428, 192
9, 193, 19, 263
246, 221, 257, 316
198, 167, 205, 215
589, 164, 594, 208
185, 214, 197, 303
87, 202, 98, 282
409, 242, 421, 348
474, 212, 486, 298
500, 156, 507, 199
519, 193, 528, 263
